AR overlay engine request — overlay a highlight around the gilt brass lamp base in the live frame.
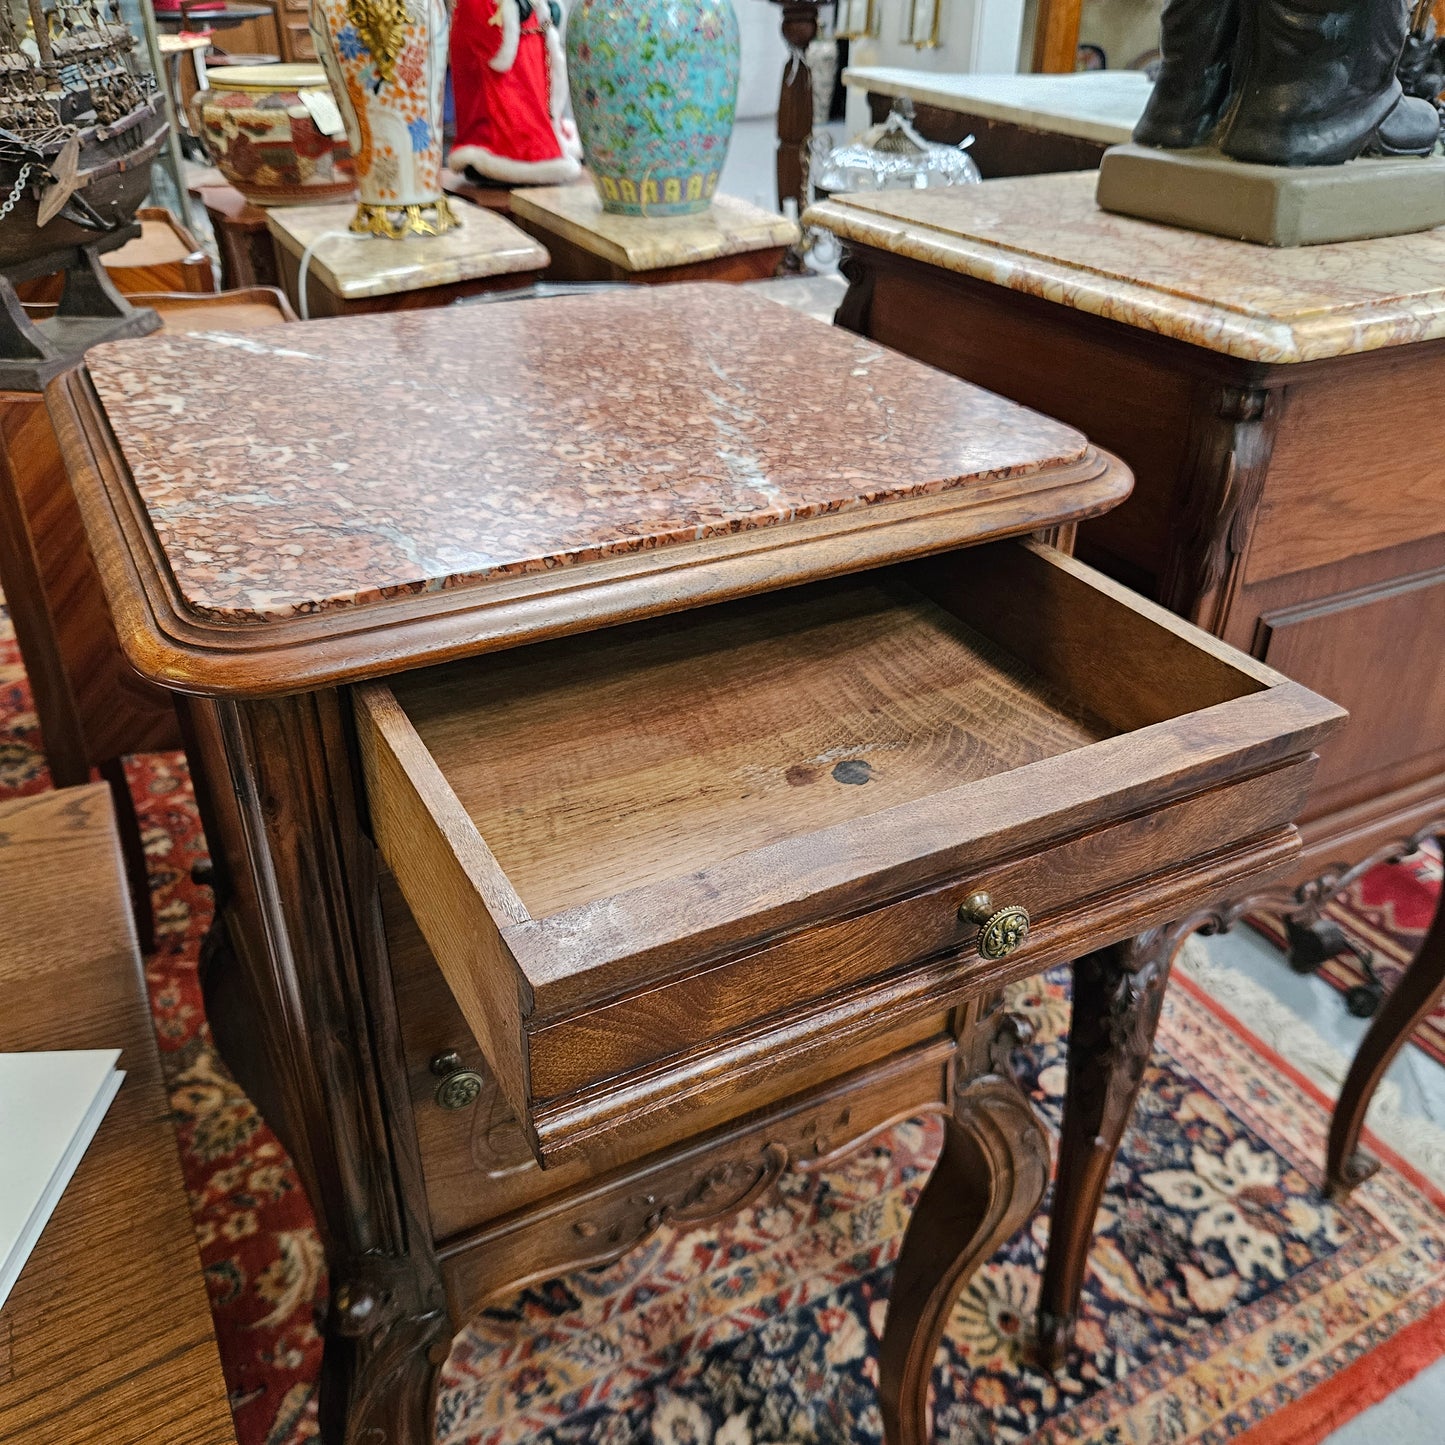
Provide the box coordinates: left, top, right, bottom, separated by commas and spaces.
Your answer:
350, 198, 462, 240
1097, 143, 1445, 246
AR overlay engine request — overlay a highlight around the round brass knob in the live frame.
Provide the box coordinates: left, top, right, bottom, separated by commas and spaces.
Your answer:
429, 1050, 484, 1111
958, 891, 1031, 961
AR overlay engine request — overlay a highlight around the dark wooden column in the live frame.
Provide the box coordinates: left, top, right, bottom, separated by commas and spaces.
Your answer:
769, 0, 823, 227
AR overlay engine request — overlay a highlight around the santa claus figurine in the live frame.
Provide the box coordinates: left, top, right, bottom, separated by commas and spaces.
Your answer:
449, 0, 584, 184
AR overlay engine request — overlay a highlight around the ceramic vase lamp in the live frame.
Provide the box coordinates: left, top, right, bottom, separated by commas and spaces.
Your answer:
310, 0, 459, 238
566, 0, 741, 217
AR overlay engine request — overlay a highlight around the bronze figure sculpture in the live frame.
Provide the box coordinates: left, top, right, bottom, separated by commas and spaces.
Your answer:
1136, 0, 1443, 165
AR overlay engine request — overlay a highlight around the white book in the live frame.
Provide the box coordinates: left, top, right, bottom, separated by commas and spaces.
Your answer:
0, 1050, 125, 1314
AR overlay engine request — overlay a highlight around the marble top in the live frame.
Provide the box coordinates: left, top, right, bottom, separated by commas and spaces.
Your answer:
266, 201, 547, 299
509, 187, 799, 271
805, 172, 1445, 364
843, 68, 1152, 145
84, 285, 1087, 625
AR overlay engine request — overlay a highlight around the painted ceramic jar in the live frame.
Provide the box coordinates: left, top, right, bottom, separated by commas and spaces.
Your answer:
198, 65, 355, 206
309, 0, 458, 236
566, 0, 740, 217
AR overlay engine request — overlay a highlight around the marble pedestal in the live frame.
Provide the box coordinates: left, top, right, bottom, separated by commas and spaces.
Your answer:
508, 186, 800, 285
266, 200, 549, 317
1098, 144, 1445, 247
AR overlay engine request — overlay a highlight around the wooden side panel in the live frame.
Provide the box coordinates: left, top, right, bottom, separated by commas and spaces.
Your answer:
1256, 563, 1445, 813
0, 392, 178, 773
911, 540, 1271, 734
863, 93, 1109, 175
354, 682, 538, 1144
855, 261, 1193, 598
1247, 353, 1445, 583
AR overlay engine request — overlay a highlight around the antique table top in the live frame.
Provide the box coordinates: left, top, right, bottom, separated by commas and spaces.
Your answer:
842, 68, 1152, 145
62, 285, 1126, 693
265, 201, 548, 299
509, 187, 799, 272
806, 172, 1445, 364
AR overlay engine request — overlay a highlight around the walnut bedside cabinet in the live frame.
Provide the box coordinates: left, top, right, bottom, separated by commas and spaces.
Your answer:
810, 174, 1445, 1199
51, 286, 1342, 1441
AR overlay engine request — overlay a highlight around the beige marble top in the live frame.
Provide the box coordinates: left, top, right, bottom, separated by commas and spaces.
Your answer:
509, 187, 800, 272
842, 68, 1152, 146
805, 172, 1445, 364
266, 201, 548, 299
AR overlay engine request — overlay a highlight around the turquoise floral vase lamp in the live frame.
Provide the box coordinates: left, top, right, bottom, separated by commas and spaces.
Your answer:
565, 0, 741, 217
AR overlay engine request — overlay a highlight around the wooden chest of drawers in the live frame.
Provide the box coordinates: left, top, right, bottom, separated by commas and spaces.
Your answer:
52, 287, 1341, 1442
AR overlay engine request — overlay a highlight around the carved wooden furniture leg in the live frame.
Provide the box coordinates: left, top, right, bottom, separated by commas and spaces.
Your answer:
183, 693, 452, 1445
879, 1007, 1049, 1444
1036, 928, 1175, 1370
1327, 830, 1445, 1197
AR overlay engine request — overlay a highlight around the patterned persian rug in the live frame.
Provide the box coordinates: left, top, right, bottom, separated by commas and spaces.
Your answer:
3, 602, 1444, 1445
1249, 845, 1445, 1069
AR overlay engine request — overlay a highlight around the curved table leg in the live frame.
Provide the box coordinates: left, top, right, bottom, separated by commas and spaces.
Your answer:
879, 1012, 1049, 1444
1327, 832, 1445, 1199
1036, 928, 1175, 1370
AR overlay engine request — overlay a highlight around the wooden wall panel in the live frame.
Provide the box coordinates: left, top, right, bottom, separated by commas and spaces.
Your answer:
1256, 564, 1445, 812
1247, 352, 1445, 584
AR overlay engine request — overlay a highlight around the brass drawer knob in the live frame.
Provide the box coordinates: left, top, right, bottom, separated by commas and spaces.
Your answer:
959, 891, 1031, 961
429, 1049, 484, 1111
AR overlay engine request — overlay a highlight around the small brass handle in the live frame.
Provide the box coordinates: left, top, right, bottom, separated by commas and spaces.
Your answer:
430, 1049, 484, 1111
959, 891, 1031, 961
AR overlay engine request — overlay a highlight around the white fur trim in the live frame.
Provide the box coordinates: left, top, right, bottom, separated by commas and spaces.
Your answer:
448, 143, 582, 184
545, 22, 567, 120
557, 114, 582, 161
490, 0, 520, 72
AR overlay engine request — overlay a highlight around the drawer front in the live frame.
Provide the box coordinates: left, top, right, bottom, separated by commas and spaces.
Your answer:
526, 760, 1313, 1099
386, 873, 954, 1241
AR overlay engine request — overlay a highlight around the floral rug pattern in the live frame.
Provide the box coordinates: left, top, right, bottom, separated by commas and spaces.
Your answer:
3, 602, 1443, 1445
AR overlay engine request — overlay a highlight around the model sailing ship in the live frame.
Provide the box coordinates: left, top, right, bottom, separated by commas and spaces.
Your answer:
0, 0, 167, 380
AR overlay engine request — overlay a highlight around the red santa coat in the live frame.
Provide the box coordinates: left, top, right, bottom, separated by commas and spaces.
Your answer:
449, 0, 583, 184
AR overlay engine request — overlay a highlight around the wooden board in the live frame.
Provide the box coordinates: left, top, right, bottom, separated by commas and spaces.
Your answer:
0, 786, 234, 1445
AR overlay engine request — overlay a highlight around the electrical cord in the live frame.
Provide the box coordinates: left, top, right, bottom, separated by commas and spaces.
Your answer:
296, 228, 364, 321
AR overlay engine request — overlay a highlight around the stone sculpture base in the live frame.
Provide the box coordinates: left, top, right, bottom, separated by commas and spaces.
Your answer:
1096, 143, 1445, 246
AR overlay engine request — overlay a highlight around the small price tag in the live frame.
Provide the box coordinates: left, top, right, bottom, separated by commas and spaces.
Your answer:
300, 87, 346, 139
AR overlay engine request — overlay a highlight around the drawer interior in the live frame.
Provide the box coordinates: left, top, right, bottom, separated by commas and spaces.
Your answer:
395, 578, 1106, 915
386, 541, 1265, 919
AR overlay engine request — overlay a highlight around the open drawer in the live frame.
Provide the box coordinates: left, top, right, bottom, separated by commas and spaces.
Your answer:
355, 539, 1343, 1165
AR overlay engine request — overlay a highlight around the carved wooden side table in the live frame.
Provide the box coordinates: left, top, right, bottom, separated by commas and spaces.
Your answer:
809, 174, 1445, 1200
53, 286, 1340, 1441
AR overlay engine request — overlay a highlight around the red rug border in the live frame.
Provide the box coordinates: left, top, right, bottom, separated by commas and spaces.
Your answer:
1234, 1299, 1445, 1445
1174, 970, 1445, 1445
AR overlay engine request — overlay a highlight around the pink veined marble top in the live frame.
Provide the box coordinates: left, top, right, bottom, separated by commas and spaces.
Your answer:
84, 284, 1087, 625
